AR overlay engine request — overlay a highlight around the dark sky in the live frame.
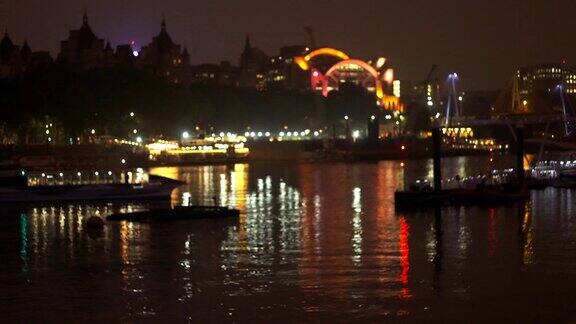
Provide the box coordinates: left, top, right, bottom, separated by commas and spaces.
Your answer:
1, 0, 575, 90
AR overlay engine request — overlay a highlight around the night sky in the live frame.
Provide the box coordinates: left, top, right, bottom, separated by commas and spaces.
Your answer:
1, 0, 575, 90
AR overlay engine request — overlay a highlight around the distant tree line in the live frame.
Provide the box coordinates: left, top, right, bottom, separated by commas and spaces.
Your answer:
0, 63, 395, 144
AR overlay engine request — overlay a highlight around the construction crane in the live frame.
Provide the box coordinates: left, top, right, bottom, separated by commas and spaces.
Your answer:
423, 64, 438, 86
413, 64, 438, 107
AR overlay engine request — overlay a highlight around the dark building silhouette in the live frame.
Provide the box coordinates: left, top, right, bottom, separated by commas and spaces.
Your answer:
115, 44, 136, 66
0, 31, 25, 77
191, 61, 239, 86
239, 36, 269, 90
138, 19, 191, 84
266, 45, 308, 90
58, 12, 107, 68
0, 31, 52, 78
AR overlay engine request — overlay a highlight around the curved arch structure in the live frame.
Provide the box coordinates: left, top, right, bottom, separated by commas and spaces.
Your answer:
296, 49, 403, 112
304, 48, 350, 62
325, 59, 384, 99
295, 47, 350, 71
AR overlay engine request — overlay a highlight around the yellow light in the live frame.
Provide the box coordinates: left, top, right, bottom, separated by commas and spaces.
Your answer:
304, 47, 350, 62
294, 56, 309, 70
393, 80, 401, 98
376, 83, 384, 99
376, 57, 386, 69
383, 68, 394, 83
295, 48, 351, 71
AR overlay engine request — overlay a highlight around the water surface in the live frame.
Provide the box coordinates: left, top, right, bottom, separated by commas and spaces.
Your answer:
2, 157, 576, 322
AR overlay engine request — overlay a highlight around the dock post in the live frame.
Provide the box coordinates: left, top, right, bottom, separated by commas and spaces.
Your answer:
433, 127, 442, 191
515, 124, 525, 189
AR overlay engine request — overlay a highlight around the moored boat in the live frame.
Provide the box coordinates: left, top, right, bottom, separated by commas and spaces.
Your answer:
107, 205, 240, 222
0, 171, 183, 203
395, 186, 530, 208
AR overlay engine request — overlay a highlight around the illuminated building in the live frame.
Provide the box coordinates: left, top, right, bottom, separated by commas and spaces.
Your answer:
511, 64, 576, 114
409, 79, 441, 112
266, 45, 309, 90
517, 64, 576, 95
190, 61, 240, 86
138, 18, 191, 84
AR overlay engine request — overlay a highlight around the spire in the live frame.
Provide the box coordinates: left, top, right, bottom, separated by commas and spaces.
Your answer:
161, 16, 166, 31
21, 39, 31, 51
1, 29, 13, 47
21, 39, 32, 60
0, 30, 15, 61
244, 35, 251, 50
83, 8, 89, 25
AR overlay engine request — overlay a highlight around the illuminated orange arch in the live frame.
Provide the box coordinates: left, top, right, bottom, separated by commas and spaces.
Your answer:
325, 59, 384, 99
295, 47, 350, 71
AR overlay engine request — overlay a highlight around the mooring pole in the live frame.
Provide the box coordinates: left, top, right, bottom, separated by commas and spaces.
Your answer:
515, 124, 525, 189
433, 127, 442, 191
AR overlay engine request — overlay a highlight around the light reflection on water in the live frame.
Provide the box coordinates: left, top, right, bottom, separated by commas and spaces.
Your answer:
3, 157, 576, 322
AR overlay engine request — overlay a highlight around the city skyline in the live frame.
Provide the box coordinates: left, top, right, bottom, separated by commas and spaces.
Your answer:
1, 0, 575, 90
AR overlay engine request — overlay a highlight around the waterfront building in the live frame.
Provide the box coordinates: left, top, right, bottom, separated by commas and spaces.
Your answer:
138, 19, 191, 84
0, 32, 52, 78
265, 45, 309, 90
410, 79, 441, 113
58, 12, 108, 69
513, 64, 576, 114
0, 31, 25, 77
114, 44, 137, 66
238, 36, 269, 90
191, 61, 239, 86
517, 64, 576, 95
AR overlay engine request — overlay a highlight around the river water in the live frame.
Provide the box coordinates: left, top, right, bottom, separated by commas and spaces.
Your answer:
2, 157, 576, 322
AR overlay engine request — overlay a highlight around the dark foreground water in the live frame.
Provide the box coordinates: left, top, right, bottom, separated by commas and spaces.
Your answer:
2, 157, 576, 322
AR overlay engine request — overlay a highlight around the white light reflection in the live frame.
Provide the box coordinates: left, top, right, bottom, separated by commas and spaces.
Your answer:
351, 187, 363, 265
182, 192, 191, 207
219, 173, 228, 206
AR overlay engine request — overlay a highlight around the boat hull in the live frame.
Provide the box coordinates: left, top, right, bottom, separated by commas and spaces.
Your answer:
107, 206, 240, 222
0, 182, 181, 203
395, 188, 530, 208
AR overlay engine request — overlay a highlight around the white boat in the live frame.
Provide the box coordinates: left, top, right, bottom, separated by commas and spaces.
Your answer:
0, 172, 183, 203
